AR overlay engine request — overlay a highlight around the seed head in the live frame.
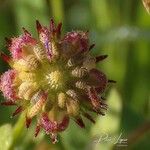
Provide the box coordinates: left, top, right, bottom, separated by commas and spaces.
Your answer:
0, 19, 112, 143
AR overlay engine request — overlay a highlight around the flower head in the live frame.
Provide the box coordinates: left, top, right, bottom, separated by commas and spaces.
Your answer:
0, 19, 113, 143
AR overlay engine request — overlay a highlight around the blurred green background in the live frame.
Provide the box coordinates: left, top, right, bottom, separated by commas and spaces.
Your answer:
0, 0, 150, 150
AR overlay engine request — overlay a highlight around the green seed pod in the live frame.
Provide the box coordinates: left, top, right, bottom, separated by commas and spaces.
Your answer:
51, 41, 59, 57
66, 89, 78, 100
19, 72, 36, 82
31, 90, 42, 104
33, 43, 46, 61
58, 92, 66, 108
71, 67, 87, 78
75, 81, 88, 90
66, 99, 80, 116
28, 92, 47, 118
18, 81, 38, 100
25, 55, 40, 70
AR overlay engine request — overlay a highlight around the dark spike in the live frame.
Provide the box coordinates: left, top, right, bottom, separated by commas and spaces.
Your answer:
50, 18, 56, 34
83, 113, 95, 124
108, 79, 116, 83
96, 55, 108, 63
100, 103, 108, 110
100, 98, 108, 110
26, 116, 32, 128
75, 117, 85, 128
101, 97, 106, 100
56, 22, 62, 38
36, 20, 42, 33
89, 44, 95, 51
1, 101, 16, 106
22, 27, 31, 36
100, 101, 108, 107
93, 109, 105, 116
97, 111, 105, 116
35, 125, 41, 137
5, 37, 11, 45
12, 106, 23, 117
91, 108, 105, 116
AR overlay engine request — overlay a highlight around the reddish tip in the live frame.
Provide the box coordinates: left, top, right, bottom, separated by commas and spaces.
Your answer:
56, 22, 62, 38
0, 52, 11, 63
50, 19, 55, 33
57, 116, 69, 132
1, 101, 16, 106
35, 125, 41, 137
22, 27, 31, 36
50, 18, 62, 37
96, 55, 108, 63
12, 106, 23, 117
36, 20, 42, 33
83, 113, 95, 124
75, 117, 85, 128
26, 116, 32, 128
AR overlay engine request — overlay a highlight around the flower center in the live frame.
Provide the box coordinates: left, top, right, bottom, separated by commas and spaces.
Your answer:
46, 70, 63, 90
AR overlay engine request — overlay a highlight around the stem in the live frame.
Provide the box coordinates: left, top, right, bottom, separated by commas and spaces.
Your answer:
49, 0, 65, 23
9, 113, 26, 150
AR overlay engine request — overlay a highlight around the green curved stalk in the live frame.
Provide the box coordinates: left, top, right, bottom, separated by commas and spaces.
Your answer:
49, 0, 64, 23
9, 113, 26, 150
49, 0, 65, 33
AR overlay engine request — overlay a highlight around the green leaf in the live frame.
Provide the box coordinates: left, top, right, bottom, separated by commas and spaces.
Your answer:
0, 124, 13, 150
